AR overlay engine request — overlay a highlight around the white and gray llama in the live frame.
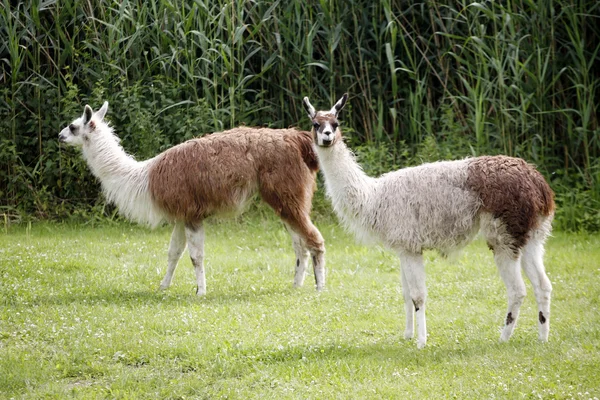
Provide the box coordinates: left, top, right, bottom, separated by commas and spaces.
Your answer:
59, 102, 325, 295
303, 93, 554, 348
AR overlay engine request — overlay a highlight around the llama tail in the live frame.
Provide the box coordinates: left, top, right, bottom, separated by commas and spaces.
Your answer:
535, 171, 555, 216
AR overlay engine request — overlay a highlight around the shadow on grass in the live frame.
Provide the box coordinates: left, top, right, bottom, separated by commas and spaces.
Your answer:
237, 336, 541, 370
173, 336, 545, 383
15, 285, 298, 308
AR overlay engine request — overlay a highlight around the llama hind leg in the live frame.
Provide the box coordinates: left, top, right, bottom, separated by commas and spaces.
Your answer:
399, 252, 427, 349
495, 249, 527, 342
185, 222, 206, 296
159, 222, 186, 291
285, 223, 310, 288
287, 217, 325, 291
259, 180, 325, 291
303, 222, 325, 291
521, 235, 552, 341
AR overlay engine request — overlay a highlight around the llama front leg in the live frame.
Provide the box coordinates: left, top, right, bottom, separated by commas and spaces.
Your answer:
399, 252, 427, 349
401, 267, 414, 340
159, 222, 186, 291
185, 222, 206, 296
521, 237, 552, 341
495, 250, 527, 342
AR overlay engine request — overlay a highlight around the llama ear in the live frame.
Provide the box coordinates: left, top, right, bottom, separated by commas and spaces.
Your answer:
303, 97, 316, 119
83, 105, 93, 125
330, 93, 348, 116
95, 101, 109, 121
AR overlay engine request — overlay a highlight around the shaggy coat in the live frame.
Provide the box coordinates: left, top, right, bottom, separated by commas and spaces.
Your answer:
59, 102, 325, 295
320, 150, 554, 256
303, 93, 554, 348
149, 127, 319, 225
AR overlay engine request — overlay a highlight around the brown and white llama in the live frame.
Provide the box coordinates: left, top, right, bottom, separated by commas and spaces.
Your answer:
303, 93, 554, 348
58, 102, 325, 295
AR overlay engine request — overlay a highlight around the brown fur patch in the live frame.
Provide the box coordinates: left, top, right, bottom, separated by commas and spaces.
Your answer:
314, 114, 336, 126
148, 127, 322, 250
466, 156, 555, 250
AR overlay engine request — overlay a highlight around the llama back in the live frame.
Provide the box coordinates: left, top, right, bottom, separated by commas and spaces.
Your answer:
366, 156, 554, 253
148, 127, 317, 223
369, 159, 481, 253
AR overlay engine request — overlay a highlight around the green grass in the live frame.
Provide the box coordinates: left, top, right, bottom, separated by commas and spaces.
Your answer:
1, 216, 599, 398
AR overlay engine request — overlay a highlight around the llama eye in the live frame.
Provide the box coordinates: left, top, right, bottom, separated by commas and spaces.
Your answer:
313, 122, 320, 130
331, 123, 339, 130
69, 124, 76, 132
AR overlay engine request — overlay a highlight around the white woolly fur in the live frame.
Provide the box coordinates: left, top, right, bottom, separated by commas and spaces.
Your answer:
316, 141, 481, 255
80, 126, 166, 227
58, 103, 166, 227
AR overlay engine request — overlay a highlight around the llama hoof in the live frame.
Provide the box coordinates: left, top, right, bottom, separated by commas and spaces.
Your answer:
293, 274, 307, 288
404, 330, 414, 340
293, 280, 304, 289
158, 284, 169, 291
196, 287, 206, 296
500, 322, 516, 342
417, 340, 427, 349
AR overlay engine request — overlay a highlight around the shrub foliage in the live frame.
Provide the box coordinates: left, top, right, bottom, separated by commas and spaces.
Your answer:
0, 0, 598, 230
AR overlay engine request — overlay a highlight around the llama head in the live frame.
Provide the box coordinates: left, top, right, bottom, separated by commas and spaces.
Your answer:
58, 101, 109, 147
303, 93, 348, 147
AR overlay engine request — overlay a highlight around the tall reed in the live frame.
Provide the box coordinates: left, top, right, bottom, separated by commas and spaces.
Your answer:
0, 0, 598, 229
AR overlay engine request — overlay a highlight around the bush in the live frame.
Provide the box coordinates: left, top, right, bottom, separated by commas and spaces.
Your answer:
0, 0, 598, 230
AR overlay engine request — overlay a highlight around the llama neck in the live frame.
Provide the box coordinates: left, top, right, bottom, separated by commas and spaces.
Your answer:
81, 126, 164, 226
82, 131, 142, 181
315, 141, 375, 224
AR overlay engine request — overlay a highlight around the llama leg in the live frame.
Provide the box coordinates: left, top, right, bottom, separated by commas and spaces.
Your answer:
287, 218, 325, 291
521, 236, 552, 341
259, 180, 325, 290
285, 223, 310, 288
311, 248, 325, 291
399, 252, 427, 349
280, 216, 325, 291
401, 266, 415, 340
159, 222, 186, 290
185, 222, 206, 296
303, 222, 325, 291
495, 250, 527, 342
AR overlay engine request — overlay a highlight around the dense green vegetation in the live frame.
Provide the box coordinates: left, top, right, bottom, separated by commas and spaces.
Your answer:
1, 218, 599, 398
1, 0, 599, 230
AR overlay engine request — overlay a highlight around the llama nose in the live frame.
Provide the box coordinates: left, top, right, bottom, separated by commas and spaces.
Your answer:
323, 130, 332, 137
58, 133, 66, 142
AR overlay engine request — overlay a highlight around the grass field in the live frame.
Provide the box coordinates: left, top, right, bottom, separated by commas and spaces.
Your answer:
1, 216, 599, 399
